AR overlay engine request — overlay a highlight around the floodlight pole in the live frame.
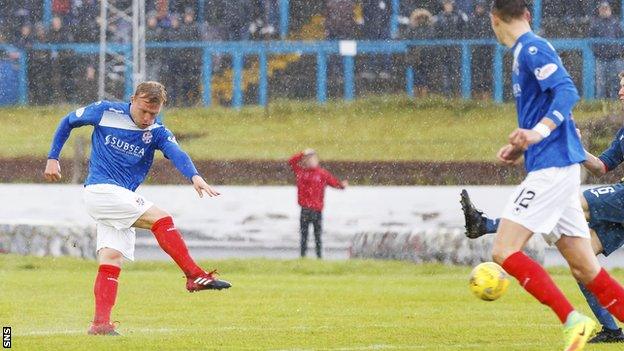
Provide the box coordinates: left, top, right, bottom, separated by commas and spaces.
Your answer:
98, 0, 146, 100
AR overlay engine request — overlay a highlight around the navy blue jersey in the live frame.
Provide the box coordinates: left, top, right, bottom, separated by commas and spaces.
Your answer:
511, 31, 585, 172
598, 128, 624, 172
48, 101, 199, 191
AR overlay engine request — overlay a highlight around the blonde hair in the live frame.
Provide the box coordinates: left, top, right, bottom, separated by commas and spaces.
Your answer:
134, 81, 167, 105
410, 8, 432, 27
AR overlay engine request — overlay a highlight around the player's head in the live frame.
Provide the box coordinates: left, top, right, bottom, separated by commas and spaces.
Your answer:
130, 81, 167, 129
302, 149, 320, 168
490, 0, 531, 46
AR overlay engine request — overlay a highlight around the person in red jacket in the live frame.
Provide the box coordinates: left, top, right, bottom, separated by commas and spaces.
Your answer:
289, 149, 348, 258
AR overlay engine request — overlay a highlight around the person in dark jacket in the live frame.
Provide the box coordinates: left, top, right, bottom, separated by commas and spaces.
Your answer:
401, 8, 435, 96
47, 16, 75, 103
289, 149, 348, 259
362, 0, 392, 79
590, 1, 624, 99
468, 0, 494, 99
433, 0, 468, 96
30, 23, 51, 104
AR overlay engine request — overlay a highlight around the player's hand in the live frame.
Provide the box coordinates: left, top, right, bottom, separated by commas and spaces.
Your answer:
509, 128, 543, 150
497, 144, 524, 165
341, 180, 349, 188
191, 175, 220, 198
44, 159, 62, 182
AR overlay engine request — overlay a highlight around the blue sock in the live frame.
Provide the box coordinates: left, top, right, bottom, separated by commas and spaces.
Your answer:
485, 218, 500, 234
578, 282, 619, 331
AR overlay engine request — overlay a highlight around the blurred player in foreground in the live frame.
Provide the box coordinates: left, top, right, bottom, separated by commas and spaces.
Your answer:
289, 149, 348, 258
488, 1, 624, 349
462, 72, 624, 344
44, 81, 231, 336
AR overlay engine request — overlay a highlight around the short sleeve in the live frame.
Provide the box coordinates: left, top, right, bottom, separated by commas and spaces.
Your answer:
599, 130, 624, 172
67, 101, 107, 127
523, 41, 569, 92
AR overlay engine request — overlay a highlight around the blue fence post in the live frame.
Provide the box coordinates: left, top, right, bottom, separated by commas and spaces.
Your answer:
43, 0, 52, 28
232, 51, 244, 108
124, 46, 133, 100
622, 0, 624, 28
343, 55, 355, 101
202, 48, 212, 107
258, 51, 269, 106
406, 66, 414, 98
316, 51, 327, 104
18, 49, 28, 104
198, 0, 205, 24
279, 0, 290, 39
391, 0, 400, 38
533, 0, 542, 33
582, 44, 596, 100
461, 43, 472, 99
493, 45, 504, 104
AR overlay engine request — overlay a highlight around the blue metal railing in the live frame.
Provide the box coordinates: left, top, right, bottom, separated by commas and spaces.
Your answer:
2, 38, 620, 108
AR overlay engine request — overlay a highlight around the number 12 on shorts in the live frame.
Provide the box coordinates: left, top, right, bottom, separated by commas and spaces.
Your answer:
514, 188, 536, 209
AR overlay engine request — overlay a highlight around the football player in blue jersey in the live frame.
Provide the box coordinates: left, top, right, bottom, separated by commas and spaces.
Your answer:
44, 81, 231, 336
462, 72, 624, 344
485, 1, 624, 349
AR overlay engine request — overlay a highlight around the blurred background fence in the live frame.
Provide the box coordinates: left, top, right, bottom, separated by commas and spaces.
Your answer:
2, 0, 624, 107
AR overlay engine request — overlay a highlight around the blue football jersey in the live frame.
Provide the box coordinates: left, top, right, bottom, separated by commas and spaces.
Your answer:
48, 101, 199, 191
511, 31, 585, 172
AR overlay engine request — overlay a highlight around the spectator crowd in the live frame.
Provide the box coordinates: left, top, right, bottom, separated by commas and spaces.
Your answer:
0, 0, 623, 105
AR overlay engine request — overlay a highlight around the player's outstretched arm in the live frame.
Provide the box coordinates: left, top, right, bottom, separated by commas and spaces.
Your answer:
158, 130, 220, 198
583, 150, 608, 177
191, 175, 220, 198
44, 159, 62, 182
44, 102, 105, 182
583, 130, 624, 177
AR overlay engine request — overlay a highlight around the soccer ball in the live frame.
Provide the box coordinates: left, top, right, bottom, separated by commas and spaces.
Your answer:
469, 262, 510, 301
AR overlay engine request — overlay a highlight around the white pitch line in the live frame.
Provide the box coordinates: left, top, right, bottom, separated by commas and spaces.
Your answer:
271, 342, 547, 351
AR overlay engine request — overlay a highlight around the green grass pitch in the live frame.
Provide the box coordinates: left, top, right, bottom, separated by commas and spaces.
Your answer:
0, 97, 614, 161
1, 254, 623, 350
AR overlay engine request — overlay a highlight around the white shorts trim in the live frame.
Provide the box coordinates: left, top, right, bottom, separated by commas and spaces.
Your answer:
84, 184, 153, 261
501, 164, 590, 246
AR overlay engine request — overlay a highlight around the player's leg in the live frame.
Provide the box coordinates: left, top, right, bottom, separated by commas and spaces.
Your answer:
300, 208, 311, 258
460, 189, 500, 238
493, 219, 577, 324
133, 205, 231, 291
312, 211, 323, 259
462, 189, 592, 239
89, 247, 123, 336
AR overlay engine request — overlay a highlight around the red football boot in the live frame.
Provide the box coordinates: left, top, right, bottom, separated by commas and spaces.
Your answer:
88, 322, 121, 336
186, 270, 232, 292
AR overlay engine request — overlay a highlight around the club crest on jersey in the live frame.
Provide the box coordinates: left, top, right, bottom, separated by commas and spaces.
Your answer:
75, 107, 85, 117
104, 135, 146, 157
534, 63, 558, 81
142, 131, 153, 144
136, 197, 145, 206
